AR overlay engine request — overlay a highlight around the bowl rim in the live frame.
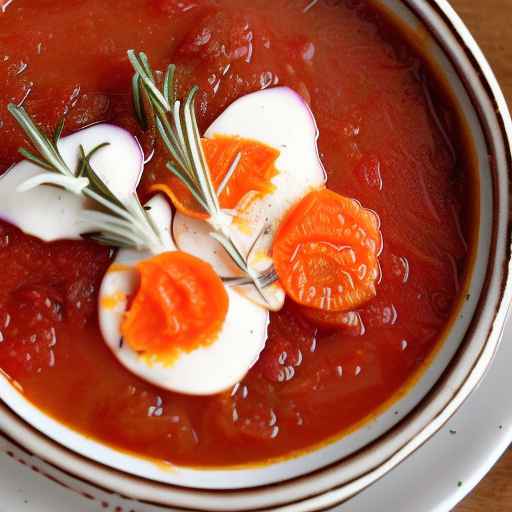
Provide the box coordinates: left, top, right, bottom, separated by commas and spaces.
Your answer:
1, 0, 511, 510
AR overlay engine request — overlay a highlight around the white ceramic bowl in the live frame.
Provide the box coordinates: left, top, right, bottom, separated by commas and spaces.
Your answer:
1, 0, 511, 510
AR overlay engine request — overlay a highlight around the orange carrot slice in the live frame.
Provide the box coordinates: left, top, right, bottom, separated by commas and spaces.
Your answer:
273, 189, 382, 312
121, 252, 228, 360
151, 135, 279, 219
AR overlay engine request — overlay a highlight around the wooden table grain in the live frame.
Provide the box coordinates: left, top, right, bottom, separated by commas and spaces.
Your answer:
449, 0, 512, 510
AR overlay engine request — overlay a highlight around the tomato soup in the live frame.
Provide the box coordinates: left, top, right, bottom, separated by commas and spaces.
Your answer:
0, 0, 474, 467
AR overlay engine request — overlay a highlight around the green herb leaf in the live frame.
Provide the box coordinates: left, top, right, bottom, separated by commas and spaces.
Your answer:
127, 50, 170, 112
217, 152, 241, 195
53, 117, 65, 143
131, 74, 148, 131
163, 64, 176, 106
18, 147, 55, 172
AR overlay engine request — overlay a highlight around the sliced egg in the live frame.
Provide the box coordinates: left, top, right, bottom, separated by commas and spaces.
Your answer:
173, 87, 326, 310
205, 87, 327, 224
99, 194, 269, 395
0, 123, 143, 241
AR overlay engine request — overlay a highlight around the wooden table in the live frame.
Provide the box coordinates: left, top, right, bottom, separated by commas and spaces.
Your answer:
449, 0, 512, 510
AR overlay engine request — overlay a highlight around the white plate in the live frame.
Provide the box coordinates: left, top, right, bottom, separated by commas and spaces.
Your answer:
1, 312, 511, 512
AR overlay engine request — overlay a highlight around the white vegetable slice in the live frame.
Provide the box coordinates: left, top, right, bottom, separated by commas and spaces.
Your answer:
0, 123, 143, 241
174, 87, 326, 310
99, 194, 269, 396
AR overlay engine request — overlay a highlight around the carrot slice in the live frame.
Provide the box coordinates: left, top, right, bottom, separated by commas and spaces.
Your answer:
273, 189, 382, 312
151, 135, 279, 219
121, 252, 228, 361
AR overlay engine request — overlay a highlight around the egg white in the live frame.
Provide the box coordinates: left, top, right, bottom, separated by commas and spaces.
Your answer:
173, 87, 326, 311
99, 194, 269, 395
0, 123, 143, 241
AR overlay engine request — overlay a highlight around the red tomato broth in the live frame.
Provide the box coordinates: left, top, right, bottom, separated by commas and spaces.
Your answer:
0, 0, 476, 467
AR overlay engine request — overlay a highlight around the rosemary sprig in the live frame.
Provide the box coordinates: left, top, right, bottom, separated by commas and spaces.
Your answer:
7, 104, 166, 254
127, 50, 278, 299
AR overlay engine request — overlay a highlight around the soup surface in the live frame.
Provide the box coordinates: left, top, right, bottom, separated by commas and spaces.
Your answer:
0, 0, 473, 466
